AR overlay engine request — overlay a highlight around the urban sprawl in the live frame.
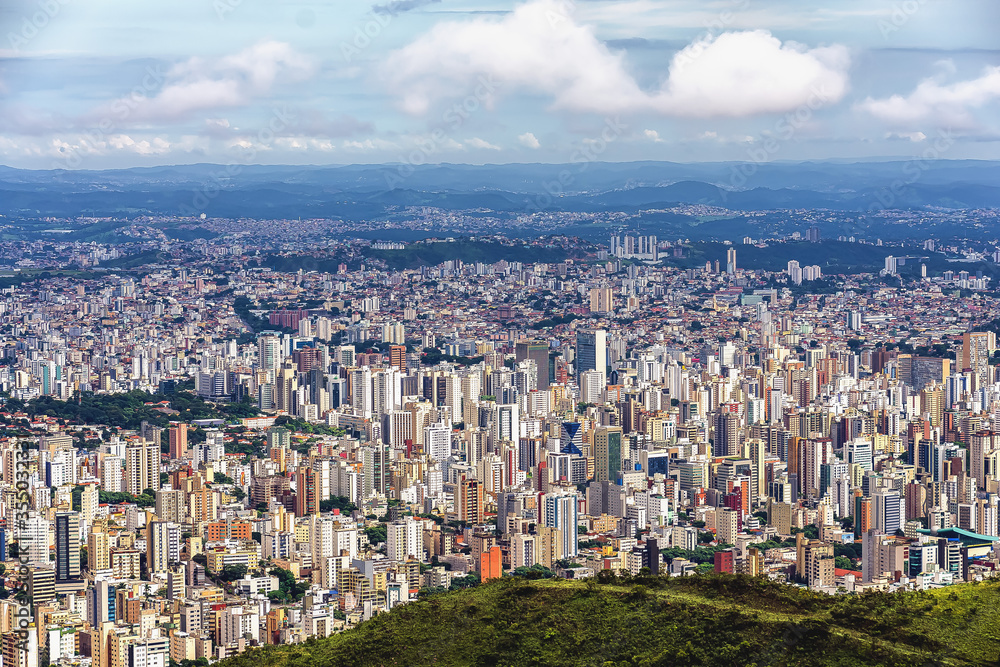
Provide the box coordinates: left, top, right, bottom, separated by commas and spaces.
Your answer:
5, 227, 1000, 667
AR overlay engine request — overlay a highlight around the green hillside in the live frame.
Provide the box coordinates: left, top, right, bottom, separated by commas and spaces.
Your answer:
218, 574, 1000, 667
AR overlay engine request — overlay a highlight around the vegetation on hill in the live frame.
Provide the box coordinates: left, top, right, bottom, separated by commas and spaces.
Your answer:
216, 574, 1000, 667
6, 389, 258, 429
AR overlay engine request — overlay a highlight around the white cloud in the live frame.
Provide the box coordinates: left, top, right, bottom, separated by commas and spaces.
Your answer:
95, 41, 314, 124
518, 132, 540, 149
107, 135, 173, 155
643, 129, 663, 143
39, 133, 207, 160
466, 137, 501, 150
659, 31, 849, 116
341, 138, 400, 152
856, 66, 1000, 130
274, 137, 337, 152
885, 131, 927, 142
383, 0, 850, 117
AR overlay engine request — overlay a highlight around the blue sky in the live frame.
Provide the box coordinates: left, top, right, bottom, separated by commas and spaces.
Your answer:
0, 0, 998, 169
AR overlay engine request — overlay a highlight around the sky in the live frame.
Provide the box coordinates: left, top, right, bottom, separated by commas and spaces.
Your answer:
0, 0, 998, 169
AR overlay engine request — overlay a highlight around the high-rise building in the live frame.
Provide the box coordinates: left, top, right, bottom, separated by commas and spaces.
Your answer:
124, 441, 159, 496
920, 384, 944, 427
559, 421, 583, 456
726, 247, 737, 275
424, 423, 451, 461
81, 483, 99, 527
589, 287, 614, 314
295, 466, 320, 517
515, 340, 550, 390
89, 529, 111, 572
459, 477, 484, 525
147, 521, 180, 575
87, 579, 116, 627
542, 492, 578, 557
593, 426, 622, 483
961, 331, 996, 388
874, 490, 903, 536
168, 423, 188, 460
55, 511, 81, 582
713, 413, 740, 458
257, 335, 282, 371
575, 330, 607, 384
386, 517, 424, 562
389, 345, 407, 373
718, 508, 740, 545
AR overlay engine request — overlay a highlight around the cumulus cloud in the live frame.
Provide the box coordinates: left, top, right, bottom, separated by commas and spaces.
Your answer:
466, 137, 501, 150
659, 31, 849, 116
643, 129, 663, 143
856, 66, 1000, 130
383, 0, 850, 117
518, 132, 540, 149
885, 131, 927, 142
95, 41, 314, 124
42, 133, 206, 160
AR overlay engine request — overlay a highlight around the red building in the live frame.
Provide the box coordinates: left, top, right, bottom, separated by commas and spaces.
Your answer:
714, 550, 734, 574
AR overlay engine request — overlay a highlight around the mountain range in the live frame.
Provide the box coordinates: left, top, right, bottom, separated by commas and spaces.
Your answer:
2, 160, 999, 220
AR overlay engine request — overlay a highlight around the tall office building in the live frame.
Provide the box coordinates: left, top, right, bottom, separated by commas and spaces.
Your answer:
593, 426, 622, 483
515, 340, 550, 390
874, 490, 903, 536
55, 511, 81, 582
87, 579, 116, 627
559, 422, 583, 456
575, 330, 607, 384
726, 247, 737, 274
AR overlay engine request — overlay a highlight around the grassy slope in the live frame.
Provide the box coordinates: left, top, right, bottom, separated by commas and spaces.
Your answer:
220, 575, 1000, 667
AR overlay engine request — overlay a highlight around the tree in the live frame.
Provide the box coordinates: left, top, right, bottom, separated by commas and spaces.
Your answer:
217, 564, 248, 582
364, 525, 387, 545
269, 567, 307, 601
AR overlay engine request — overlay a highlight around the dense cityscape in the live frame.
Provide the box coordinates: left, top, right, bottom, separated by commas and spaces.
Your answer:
2, 0, 998, 661
2, 218, 1000, 666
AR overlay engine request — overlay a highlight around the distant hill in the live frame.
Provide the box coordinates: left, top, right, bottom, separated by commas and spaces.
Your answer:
2, 160, 1000, 221
216, 575, 1000, 667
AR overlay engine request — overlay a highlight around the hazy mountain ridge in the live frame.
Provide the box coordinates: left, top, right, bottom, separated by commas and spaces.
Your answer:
1, 160, 999, 218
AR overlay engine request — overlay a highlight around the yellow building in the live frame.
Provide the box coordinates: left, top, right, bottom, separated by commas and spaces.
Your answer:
206, 548, 259, 572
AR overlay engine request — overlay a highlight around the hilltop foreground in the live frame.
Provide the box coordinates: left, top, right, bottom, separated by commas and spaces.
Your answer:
218, 575, 1000, 667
